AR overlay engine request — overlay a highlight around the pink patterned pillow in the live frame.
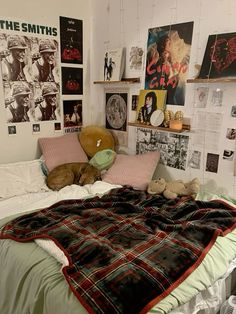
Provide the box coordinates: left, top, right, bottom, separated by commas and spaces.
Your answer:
38, 133, 88, 171
102, 152, 160, 190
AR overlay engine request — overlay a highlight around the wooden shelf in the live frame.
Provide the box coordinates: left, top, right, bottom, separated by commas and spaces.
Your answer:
128, 122, 190, 133
187, 77, 236, 83
93, 77, 140, 84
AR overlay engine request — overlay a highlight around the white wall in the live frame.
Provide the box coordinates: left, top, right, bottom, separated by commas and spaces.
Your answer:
0, 0, 91, 163
90, 0, 236, 198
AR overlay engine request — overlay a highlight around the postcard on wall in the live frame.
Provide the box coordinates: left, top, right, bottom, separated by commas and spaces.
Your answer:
145, 21, 194, 105
129, 46, 144, 71
61, 67, 83, 95
211, 88, 223, 106
60, 16, 83, 64
198, 32, 236, 79
102, 48, 125, 81
136, 89, 167, 125
194, 87, 209, 108
105, 92, 127, 131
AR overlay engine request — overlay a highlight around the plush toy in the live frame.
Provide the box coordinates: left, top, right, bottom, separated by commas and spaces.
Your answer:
78, 125, 118, 158
147, 177, 200, 200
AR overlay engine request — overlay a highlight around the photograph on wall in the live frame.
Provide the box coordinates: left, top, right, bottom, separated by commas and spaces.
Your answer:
63, 99, 82, 132
211, 88, 223, 106
0, 33, 61, 123
32, 123, 40, 133
60, 16, 83, 64
205, 153, 219, 173
131, 94, 139, 111
61, 67, 83, 95
188, 150, 201, 169
105, 92, 127, 131
8, 125, 16, 136
226, 128, 236, 140
223, 149, 234, 161
136, 127, 189, 170
129, 46, 144, 71
145, 21, 194, 105
136, 89, 167, 125
231, 105, 236, 117
198, 32, 236, 79
194, 87, 209, 108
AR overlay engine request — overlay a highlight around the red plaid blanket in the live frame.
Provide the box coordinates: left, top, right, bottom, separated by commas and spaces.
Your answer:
1, 186, 236, 314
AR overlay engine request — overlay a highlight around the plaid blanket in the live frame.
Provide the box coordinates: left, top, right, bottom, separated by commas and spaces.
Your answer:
1, 186, 236, 314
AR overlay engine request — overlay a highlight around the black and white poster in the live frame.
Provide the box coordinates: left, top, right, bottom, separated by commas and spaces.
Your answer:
136, 128, 189, 170
0, 31, 60, 123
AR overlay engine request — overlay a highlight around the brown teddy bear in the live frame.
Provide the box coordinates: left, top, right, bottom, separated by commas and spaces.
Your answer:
147, 177, 200, 199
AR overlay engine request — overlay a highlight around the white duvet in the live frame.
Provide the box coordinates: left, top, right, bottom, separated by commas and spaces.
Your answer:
1, 182, 236, 314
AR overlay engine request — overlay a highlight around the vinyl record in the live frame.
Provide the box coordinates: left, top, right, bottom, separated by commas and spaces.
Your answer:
150, 110, 164, 127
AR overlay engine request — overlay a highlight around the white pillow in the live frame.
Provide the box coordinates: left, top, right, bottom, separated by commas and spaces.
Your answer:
0, 159, 49, 199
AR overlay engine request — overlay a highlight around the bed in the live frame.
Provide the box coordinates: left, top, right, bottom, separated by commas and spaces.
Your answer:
0, 159, 236, 314
0, 131, 236, 314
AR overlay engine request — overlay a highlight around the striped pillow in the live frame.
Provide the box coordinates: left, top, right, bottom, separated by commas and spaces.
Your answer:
102, 152, 160, 190
39, 133, 88, 171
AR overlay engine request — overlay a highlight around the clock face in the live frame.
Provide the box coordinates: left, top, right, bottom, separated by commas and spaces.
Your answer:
150, 110, 164, 127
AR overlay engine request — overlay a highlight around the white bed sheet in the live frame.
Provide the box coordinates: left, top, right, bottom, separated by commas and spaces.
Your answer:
1, 183, 236, 314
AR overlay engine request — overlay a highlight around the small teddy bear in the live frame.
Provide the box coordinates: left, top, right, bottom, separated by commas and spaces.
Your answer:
147, 177, 200, 200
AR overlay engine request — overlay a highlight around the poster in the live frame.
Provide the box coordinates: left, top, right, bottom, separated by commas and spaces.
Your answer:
136, 128, 189, 170
145, 21, 194, 105
61, 67, 83, 95
0, 33, 60, 123
63, 99, 82, 133
105, 92, 127, 131
60, 16, 83, 64
198, 32, 236, 79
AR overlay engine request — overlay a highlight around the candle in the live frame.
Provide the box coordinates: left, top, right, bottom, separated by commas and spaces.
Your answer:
169, 119, 183, 130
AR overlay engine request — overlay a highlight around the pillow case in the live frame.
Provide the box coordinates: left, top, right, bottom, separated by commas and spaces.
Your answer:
89, 149, 116, 170
0, 159, 48, 199
39, 133, 88, 171
102, 151, 160, 190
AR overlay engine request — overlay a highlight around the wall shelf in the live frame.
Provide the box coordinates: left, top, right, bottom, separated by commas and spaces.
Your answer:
128, 122, 190, 133
93, 77, 140, 84
187, 77, 236, 83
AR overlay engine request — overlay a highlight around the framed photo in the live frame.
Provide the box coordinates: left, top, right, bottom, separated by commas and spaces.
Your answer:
136, 89, 167, 125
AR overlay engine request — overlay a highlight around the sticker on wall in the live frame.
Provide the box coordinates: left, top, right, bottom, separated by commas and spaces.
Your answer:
60, 16, 83, 64
54, 122, 61, 132
231, 106, 236, 117
205, 153, 219, 173
61, 67, 83, 95
194, 87, 209, 108
145, 21, 194, 105
32, 123, 40, 134
211, 88, 223, 106
226, 128, 236, 140
188, 150, 201, 169
8, 125, 16, 136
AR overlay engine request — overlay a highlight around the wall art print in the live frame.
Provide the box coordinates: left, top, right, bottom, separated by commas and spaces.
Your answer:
105, 92, 127, 131
145, 21, 194, 106
198, 32, 236, 79
60, 16, 83, 64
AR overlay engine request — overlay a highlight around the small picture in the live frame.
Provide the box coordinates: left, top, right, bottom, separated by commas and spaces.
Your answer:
32, 123, 40, 133
231, 105, 236, 117
63, 100, 82, 128
8, 125, 16, 135
129, 46, 144, 70
223, 150, 234, 161
136, 89, 167, 125
206, 153, 219, 173
188, 150, 201, 169
226, 128, 236, 140
194, 87, 209, 108
61, 67, 83, 95
54, 122, 61, 131
211, 88, 223, 106
131, 95, 139, 111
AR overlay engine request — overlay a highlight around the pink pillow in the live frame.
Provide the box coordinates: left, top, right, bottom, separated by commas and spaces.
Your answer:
102, 152, 160, 190
38, 133, 88, 171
